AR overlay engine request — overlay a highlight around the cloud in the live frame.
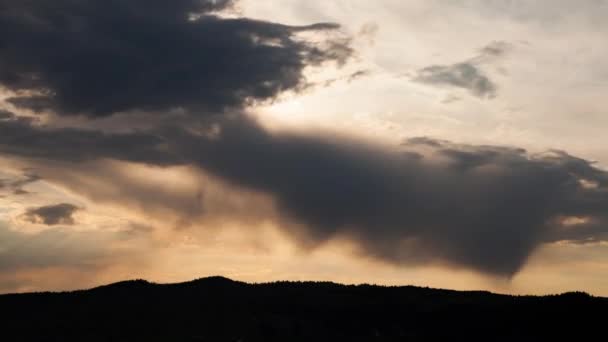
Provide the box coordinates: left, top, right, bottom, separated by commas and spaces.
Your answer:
173, 117, 608, 276
21, 203, 81, 226
358, 22, 379, 45
414, 63, 497, 98
0, 110, 15, 120
412, 41, 510, 98
0, 167, 41, 196
443, 0, 608, 26
0, 2, 606, 280
0, 0, 351, 116
0, 111, 179, 165
477, 41, 511, 59
5, 110, 608, 276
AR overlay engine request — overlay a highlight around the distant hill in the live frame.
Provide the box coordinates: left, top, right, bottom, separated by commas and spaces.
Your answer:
1, 277, 605, 341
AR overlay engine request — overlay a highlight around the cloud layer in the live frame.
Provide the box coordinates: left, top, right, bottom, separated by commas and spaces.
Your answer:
414, 63, 497, 98
0, 0, 350, 116
0, 0, 607, 280
2, 110, 608, 276
182, 118, 608, 276
412, 42, 509, 98
22, 203, 80, 226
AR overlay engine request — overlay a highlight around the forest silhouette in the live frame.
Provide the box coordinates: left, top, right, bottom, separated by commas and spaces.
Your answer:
1, 276, 605, 341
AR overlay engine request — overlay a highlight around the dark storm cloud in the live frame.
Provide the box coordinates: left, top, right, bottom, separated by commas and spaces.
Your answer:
1, 111, 608, 275
414, 63, 497, 98
0, 110, 15, 120
0, 0, 351, 116
0, 111, 179, 164
179, 118, 608, 276
22, 203, 81, 226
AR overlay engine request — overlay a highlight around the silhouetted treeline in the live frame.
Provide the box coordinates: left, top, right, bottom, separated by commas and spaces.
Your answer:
0, 276, 605, 341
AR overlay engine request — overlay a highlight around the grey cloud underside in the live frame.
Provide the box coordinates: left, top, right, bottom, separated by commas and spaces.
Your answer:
1, 112, 608, 276
477, 41, 511, 59
182, 118, 608, 276
0, 113, 180, 164
0, 0, 351, 116
414, 63, 497, 98
412, 41, 508, 98
22, 203, 80, 226
0, 110, 15, 120
0, 168, 40, 195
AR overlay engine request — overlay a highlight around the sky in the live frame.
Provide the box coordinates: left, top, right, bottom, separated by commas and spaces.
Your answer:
1, 0, 607, 295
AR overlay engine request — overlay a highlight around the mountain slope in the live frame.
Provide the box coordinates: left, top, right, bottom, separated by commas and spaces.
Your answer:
1, 277, 605, 341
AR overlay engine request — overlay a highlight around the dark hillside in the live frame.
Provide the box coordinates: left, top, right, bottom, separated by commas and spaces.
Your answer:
0, 277, 605, 341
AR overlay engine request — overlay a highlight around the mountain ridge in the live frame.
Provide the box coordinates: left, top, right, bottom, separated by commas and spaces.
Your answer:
1, 276, 605, 341
1, 276, 602, 299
